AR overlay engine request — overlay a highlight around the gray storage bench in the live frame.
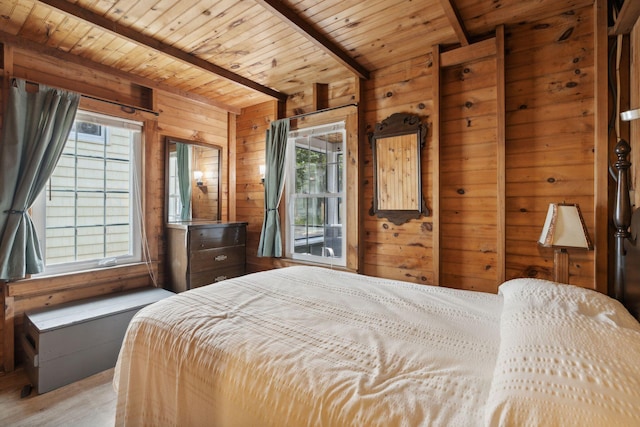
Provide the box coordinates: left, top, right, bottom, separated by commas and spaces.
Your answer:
21, 287, 173, 394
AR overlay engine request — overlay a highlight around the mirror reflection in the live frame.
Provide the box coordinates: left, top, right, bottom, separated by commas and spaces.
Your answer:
166, 138, 221, 222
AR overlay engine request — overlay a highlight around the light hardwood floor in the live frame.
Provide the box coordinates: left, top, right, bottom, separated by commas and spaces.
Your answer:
0, 367, 116, 427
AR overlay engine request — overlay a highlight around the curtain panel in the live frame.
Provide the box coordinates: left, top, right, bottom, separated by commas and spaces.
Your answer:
176, 142, 192, 221
0, 79, 80, 280
257, 118, 290, 257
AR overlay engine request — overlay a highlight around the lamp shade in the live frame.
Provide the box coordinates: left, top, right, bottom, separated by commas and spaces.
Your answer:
621, 108, 640, 121
538, 203, 593, 249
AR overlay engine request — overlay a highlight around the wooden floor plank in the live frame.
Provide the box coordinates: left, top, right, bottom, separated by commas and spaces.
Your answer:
0, 368, 116, 427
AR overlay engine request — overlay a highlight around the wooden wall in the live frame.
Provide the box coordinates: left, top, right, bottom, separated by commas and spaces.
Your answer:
632, 20, 640, 209
236, 4, 601, 293
504, 7, 596, 289
236, 101, 279, 273
0, 2, 611, 372
0, 44, 230, 372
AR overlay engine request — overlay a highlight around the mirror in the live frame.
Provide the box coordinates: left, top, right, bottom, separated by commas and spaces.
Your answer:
369, 113, 429, 225
165, 137, 221, 222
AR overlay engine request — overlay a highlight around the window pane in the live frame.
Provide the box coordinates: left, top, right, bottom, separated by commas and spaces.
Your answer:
77, 226, 105, 260
324, 224, 342, 258
106, 160, 130, 191
308, 197, 325, 227
77, 139, 104, 158
49, 155, 75, 191
45, 191, 75, 228
295, 150, 309, 194
106, 129, 131, 159
77, 192, 104, 226
106, 193, 130, 224
106, 224, 130, 256
77, 157, 104, 191
308, 164, 326, 193
45, 228, 75, 265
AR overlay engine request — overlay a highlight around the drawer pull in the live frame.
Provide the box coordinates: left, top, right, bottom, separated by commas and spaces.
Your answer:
214, 254, 228, 262
214, 275, 227, 282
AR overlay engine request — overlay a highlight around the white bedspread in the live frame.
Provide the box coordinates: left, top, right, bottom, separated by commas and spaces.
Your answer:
114, 267, 640, 427
114, 266, 503, 426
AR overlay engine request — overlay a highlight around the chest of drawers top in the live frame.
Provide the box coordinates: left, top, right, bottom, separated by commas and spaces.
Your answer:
166, 220, 247, 250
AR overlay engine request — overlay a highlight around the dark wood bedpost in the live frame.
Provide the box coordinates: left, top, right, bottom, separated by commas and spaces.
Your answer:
613, 139, 631, 302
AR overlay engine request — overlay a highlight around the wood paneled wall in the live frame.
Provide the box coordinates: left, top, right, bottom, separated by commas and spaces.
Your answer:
0, 45, 230, 372
361, 54, 435, 284
504, 7, 596, 289
439, 41, 502, 292
235, 5, 601, 293
236, 100, 279, 273
0, 3, 609, 372
632, 20, 640, 209
361, 5, 597, 290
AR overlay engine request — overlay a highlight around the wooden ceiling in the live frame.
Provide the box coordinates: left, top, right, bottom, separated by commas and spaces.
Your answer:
0, 0, 595, 111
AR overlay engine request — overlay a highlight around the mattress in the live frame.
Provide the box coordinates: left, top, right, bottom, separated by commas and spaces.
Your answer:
113, 266, 640, 426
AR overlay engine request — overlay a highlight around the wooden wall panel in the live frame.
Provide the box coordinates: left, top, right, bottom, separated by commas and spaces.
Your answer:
0, 46, 230, 372
156, 91, 229, 222
362, 54, 435, 284
504, 7, 595, 288
286, 76, 358, 117
236, 101, 279, 273
632, 21, 640, 209
440, 55, 499, 292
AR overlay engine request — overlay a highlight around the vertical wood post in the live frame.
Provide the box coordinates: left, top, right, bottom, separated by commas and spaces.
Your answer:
3, 283, 15, 372
496, 25, 506, 284
614, 140, 631, 301
228, 112, 237, 221
594, 0, 610, 292
431, 44, 441, 286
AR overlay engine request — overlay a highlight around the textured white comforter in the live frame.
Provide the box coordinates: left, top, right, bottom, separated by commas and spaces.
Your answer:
113, 266, 640, 426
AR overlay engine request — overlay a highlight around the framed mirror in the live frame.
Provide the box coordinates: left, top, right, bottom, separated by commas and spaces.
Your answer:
369, 113, 429, 225
165, 137, 221, 222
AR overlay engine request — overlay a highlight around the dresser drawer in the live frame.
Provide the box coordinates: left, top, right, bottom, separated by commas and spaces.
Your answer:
190, 247, 245, 273
190, 266, 246, 288
166, 221, 247, 293
190, 226, 246, 250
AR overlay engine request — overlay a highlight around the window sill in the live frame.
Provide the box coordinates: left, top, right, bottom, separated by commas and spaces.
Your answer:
273, 257, 354, 273
6, 262, 157, 298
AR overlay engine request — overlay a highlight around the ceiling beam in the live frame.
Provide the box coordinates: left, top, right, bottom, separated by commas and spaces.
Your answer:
254, 0, 370, 80
611, 0, 640, 35
0, 31, 241, 114
439, 0, 470, 46
36, 0, 287, 101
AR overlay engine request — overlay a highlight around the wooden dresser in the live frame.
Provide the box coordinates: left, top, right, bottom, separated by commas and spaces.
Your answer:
166, 221, 247, 292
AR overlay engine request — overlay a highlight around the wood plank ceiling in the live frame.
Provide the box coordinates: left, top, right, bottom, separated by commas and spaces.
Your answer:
0, 0, 594, 111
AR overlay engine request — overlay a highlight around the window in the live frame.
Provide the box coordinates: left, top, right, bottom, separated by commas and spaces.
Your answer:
285, 122, 346, 266
32, 110, 143, 275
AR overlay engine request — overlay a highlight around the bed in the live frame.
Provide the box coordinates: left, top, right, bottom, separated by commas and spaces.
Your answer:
114, 141, 640, 426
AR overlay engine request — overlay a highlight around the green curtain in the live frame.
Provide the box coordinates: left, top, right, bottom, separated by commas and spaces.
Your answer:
257, 118, 290, 257
0, 79, 80, 280
176, 142, 192, 221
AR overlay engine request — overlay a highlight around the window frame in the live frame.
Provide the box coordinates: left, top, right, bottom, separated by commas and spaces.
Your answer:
284, 121, 347, 267
31, 110, 143, 276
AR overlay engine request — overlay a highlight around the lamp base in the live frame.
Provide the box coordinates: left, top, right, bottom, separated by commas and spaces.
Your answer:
553, 248, 569, 284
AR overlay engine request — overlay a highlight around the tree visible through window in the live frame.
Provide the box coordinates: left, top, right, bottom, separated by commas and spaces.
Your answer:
286, 122, 345, 266
32, 111, 142, 274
